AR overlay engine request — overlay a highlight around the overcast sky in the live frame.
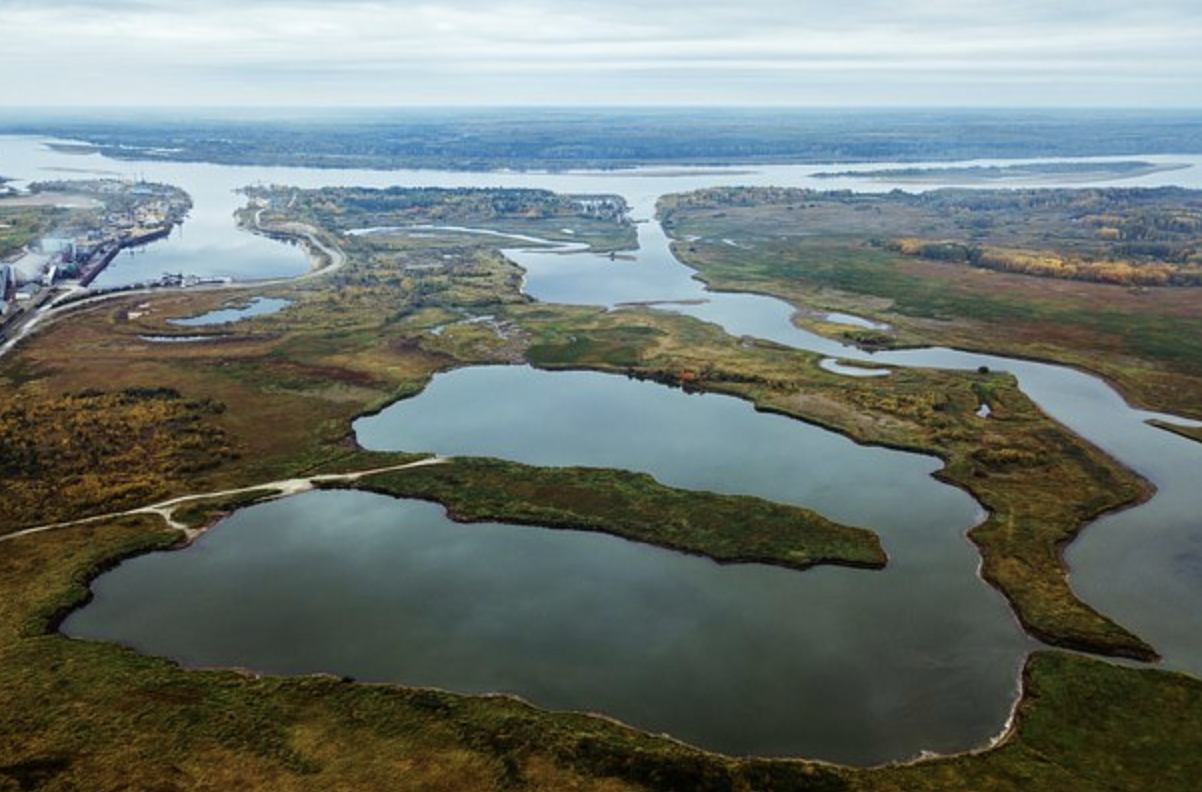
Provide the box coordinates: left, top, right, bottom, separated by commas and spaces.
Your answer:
2, 0, 1200, 108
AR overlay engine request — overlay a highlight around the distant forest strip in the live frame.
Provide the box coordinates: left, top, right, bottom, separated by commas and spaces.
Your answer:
812, 160, 1189, 183
6, 109, 1202, 170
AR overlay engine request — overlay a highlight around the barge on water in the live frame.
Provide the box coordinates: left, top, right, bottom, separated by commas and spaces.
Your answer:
77, 224, 174, 287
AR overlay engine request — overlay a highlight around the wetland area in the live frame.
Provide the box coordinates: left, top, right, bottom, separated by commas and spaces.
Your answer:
4, 125, 1202, 790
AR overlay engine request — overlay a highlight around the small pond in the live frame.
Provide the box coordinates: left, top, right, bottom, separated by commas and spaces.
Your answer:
168, 297, 291, 326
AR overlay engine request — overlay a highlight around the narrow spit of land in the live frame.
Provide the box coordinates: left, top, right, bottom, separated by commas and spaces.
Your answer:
3, 451, 886, 573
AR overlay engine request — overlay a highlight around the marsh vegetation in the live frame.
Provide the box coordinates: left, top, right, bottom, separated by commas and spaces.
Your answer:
660, 187, 1202, 419
3, 166, 1202, 788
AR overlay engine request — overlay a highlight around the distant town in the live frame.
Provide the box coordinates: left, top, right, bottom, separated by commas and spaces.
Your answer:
0, 179, 193, 345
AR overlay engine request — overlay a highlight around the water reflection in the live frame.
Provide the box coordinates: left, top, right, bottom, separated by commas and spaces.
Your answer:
64, 489, 1028, 765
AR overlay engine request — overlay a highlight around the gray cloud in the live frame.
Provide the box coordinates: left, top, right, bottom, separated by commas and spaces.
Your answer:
1, 0, 1199, 106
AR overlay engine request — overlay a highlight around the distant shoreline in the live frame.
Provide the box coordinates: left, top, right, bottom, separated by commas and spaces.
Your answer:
814, 161, 1192, 185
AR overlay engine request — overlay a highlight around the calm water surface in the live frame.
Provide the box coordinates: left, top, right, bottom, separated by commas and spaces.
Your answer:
62, 491, 1014, 764
168, 296, 292, 326
72, 363, 1031, 765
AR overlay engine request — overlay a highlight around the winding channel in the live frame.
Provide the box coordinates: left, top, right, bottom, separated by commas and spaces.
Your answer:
503, 200, 1202, 681
5, 138, 1202, 764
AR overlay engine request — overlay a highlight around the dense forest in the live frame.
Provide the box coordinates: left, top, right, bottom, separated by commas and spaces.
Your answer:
0, 388, 236, 531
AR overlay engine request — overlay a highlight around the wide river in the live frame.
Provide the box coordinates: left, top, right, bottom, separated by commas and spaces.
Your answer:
4, 137, 1201, 765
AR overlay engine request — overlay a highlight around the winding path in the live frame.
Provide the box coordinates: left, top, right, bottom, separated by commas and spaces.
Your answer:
0, 456, 448, 545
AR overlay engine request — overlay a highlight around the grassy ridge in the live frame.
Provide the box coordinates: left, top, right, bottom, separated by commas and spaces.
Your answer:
3, 517, 1202, 791
346, 456, 887, 571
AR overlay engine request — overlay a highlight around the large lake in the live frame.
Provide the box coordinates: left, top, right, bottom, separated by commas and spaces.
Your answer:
68, 367, 1028, 765
6, 136, 1201, 763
